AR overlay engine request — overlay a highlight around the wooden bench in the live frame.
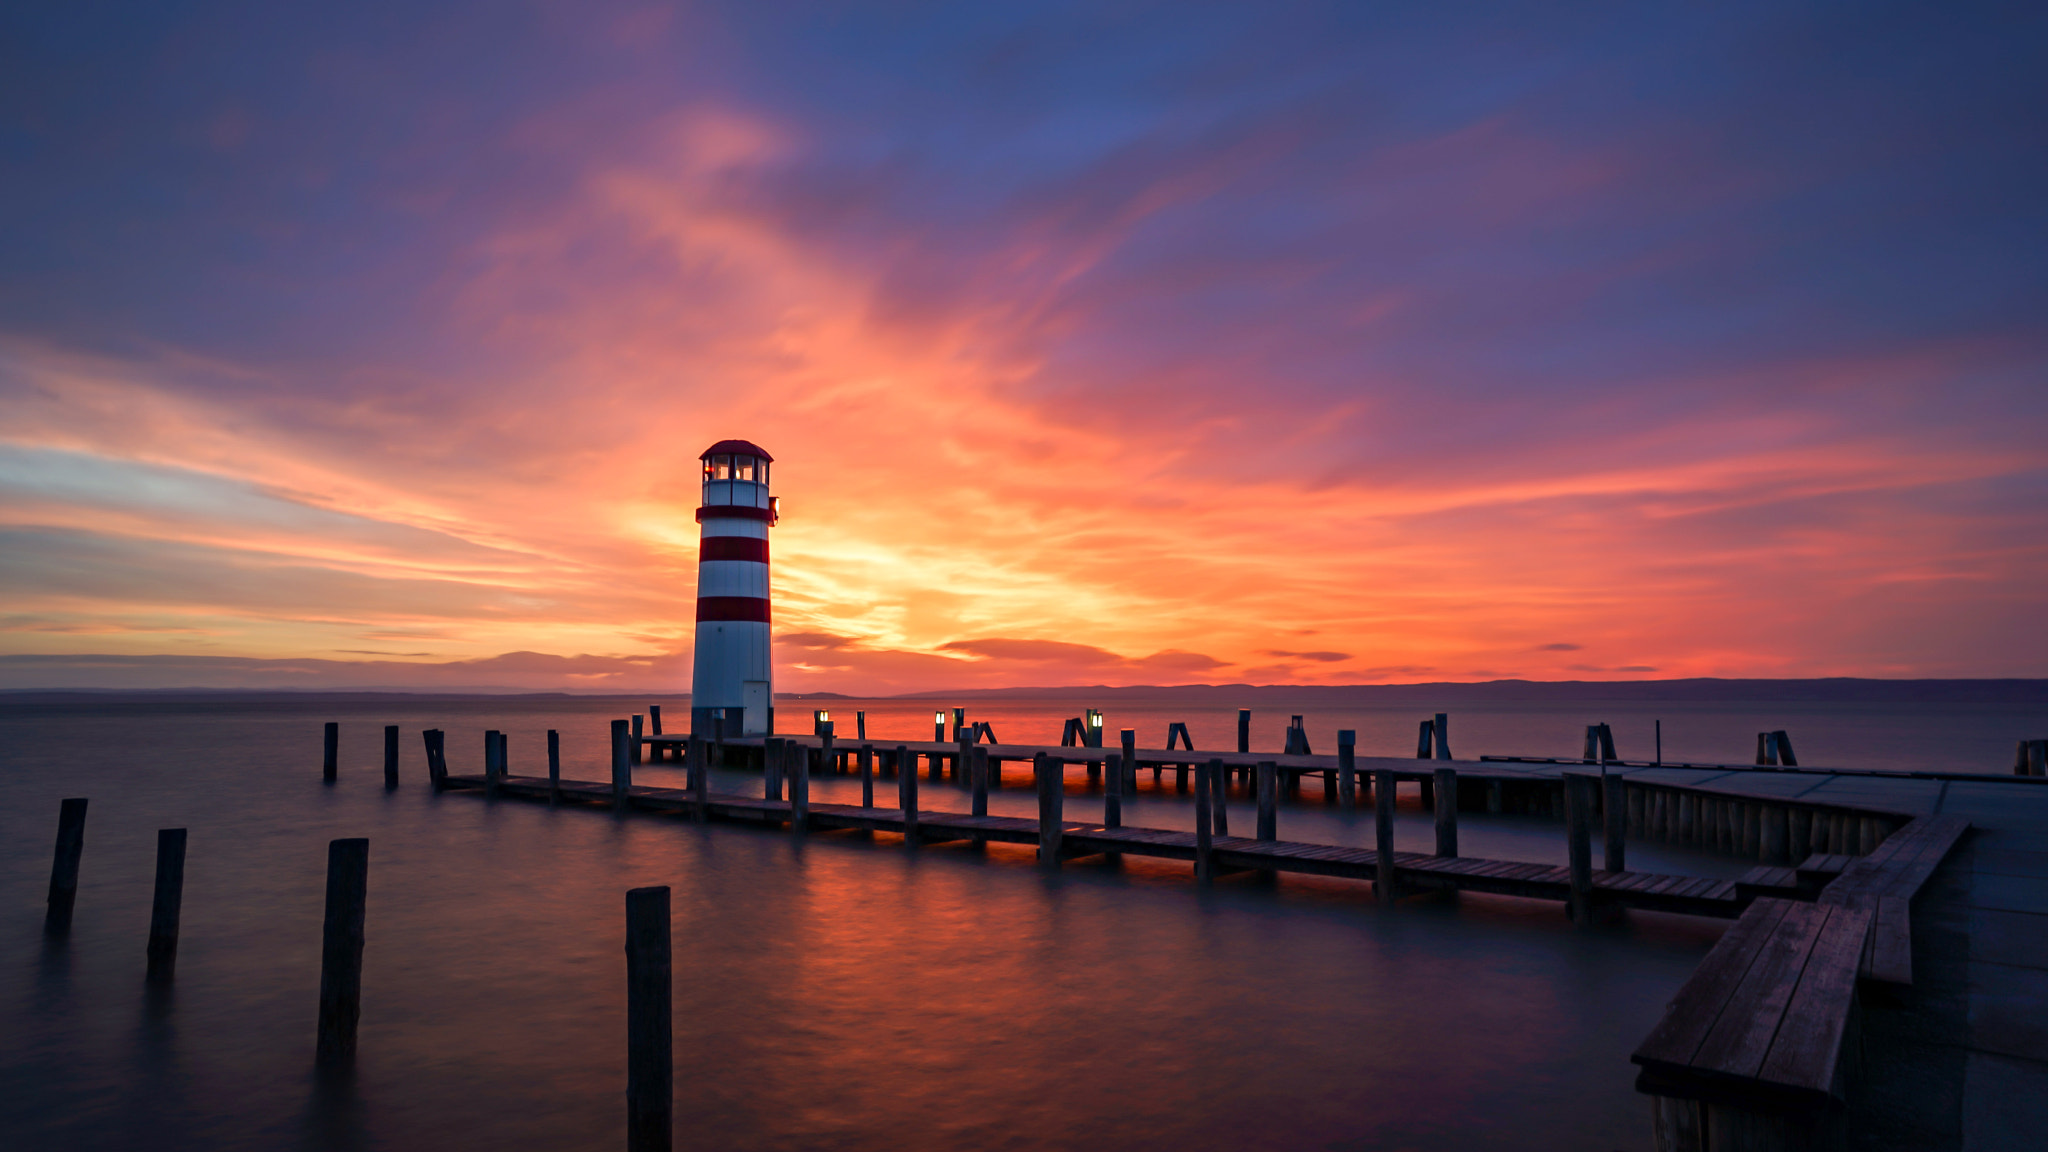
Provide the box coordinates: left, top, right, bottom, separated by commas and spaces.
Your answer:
1634, 897, 1874, 1151
1817, 814, 1969, 990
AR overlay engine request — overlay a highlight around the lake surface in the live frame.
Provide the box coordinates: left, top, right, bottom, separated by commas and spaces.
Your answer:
3, 692, 2039, 1150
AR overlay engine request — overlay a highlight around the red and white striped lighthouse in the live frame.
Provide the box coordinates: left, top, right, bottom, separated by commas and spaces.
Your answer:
691, 439, 777, 736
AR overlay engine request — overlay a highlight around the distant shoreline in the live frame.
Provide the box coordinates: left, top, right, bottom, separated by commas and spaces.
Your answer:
2, 677, 2046, 705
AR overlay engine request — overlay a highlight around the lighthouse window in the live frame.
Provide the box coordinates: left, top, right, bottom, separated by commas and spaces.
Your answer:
732, 457, 756, 482
705, 455, 732, 481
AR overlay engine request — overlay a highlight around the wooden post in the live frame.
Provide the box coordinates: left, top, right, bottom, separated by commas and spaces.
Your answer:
649, 705, 662, 738
611, 720, 631, 810
763, 737, 784, 801
1374, 769, 1396, 903
971, 746, 989, 817
625, 885, 672, 1152
382, 726, 399, 789
548, 730, 561, 804
1597, 723, 1618, 762
146, 827, 187, 983
820, 720, 836, 784
1434, 767, 1458, 857
485, 730, 502, 799
856, 710, 866, 740
1237, 710, 1250, 755
315, 837, 369, 1071
1602, 771, 1625, 873
1036, 753, 1062, 869
1772, 730, 1798, 766
1256, 761, 1278, 840
1434, 713, 1451, 760
424, 730, 445, 791
2029, 739, 2046, 777
323, 722, 339, 783
955, 726, 971, 787
1565, 776, 1594, 923
45, 797, 88, 932
1212, 758, 1230, 836
1104, 753, 1122, 828
1755, 732, 1775, 766
897, 745, 917, 844
630, 714, 644, 766
1416, 719, 1434, 758
859, 744, 875, 808
790, 741, 809, 831
1337, 730, 1356, 810
1195, 760, 1217, 884
1121, 728, 1138, 795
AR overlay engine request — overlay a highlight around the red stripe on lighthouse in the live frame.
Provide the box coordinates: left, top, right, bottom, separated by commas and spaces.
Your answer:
698, 537, 769, 563
696, 596, 771, 623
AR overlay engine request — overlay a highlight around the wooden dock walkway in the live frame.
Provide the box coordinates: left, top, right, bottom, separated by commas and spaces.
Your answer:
446, 770, 1748, 918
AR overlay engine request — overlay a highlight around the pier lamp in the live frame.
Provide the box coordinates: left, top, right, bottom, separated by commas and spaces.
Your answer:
1087, 709, 1104, 748
813, 709, 830, 735
933, 711, 946, 742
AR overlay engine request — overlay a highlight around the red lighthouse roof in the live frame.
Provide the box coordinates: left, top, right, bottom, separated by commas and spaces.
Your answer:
700, 439, 773, 461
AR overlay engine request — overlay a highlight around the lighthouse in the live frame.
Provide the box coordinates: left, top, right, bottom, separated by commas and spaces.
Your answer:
691, 439, 778, 737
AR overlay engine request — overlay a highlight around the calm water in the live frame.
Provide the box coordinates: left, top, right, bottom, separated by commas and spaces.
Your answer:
3, 693, 2039, 1151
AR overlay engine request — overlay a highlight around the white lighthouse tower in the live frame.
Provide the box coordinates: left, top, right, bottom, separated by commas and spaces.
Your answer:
691, 439, 777, 736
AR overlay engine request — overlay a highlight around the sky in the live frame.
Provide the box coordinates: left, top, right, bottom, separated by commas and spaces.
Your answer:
0, 1, 2044, 693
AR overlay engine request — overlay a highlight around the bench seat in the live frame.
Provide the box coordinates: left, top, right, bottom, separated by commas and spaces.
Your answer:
1817, 815, 1969, 989
1634, 898, 1873, 1149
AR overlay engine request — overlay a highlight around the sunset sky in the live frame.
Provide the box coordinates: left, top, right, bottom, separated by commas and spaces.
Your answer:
1, 2, 2043, 692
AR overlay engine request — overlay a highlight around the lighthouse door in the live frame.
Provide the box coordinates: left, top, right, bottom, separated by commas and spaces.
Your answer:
741, 680, 770, 735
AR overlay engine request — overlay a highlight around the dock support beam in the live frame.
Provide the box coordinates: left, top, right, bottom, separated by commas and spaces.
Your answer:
1434, 767, 1458, 857
898, 745, 917, 844
1104, 753, 1122, 828
146, 827, 187, 983
625, 886, 672, 1152
1338, 731, 1356, 811
316, 837, 368, 1072
1374, 769, 1396, 903
972, 746, 989, 818
1603, 772, 1626, 873
1237, 710, 1250, 755
383, 725, 399, 789
1035, 753, 1062, 868
1565, 775, 1595, 923
45, 797, 88, 934
1196, 759, 1218, 884
611, 720, 631, 810
1257, 761, 1278, 840
859, 744, 875, 808
789, 741, 809, 832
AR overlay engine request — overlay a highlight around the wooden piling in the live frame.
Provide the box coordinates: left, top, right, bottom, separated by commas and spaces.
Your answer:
1434, 713, 1451, 759
1564, 776, 1594, 923
1435, 767, 1459, 858
859, 744, 875, 808
2029, 739, 2047, 777
1602, 772, 1624, 873
624, 885, 672, 1152
548, 730, 561, 804
763, 737, 784, 802
323, 722, 338, 783
1257, 761, 1278, 840
1416, 719, 1434, 758
45, 797, 88, 932
315, 837, 369, 1071
611, 720, 631, 810
1195, 760, 1218, 884
1036, 753, 1062, 869
971, 746, 989, 818
423, 729, 445, 791
1237, 710, 1251, 754
485, 730, 502, 799
1772, 730, 1798, 766
383, 726, 399, 789
898, 745, 917, 843
630, 714, 644, 766
1374, 769, 1396, 903
1338, 730, 1356, 810
789, 741, 809, 831
146, 827, 187, 983
1121, 728, 1138, 795
856, 710, 867, 740
648, 705, 662, 739
1105, 753, 1123, 828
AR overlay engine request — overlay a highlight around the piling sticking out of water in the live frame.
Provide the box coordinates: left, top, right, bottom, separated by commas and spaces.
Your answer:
316, 838, 368, 1071
323, 722, 339, 783
46, 797, 89, 933
146, 828, 187, 983
624, 886, 672, 1152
